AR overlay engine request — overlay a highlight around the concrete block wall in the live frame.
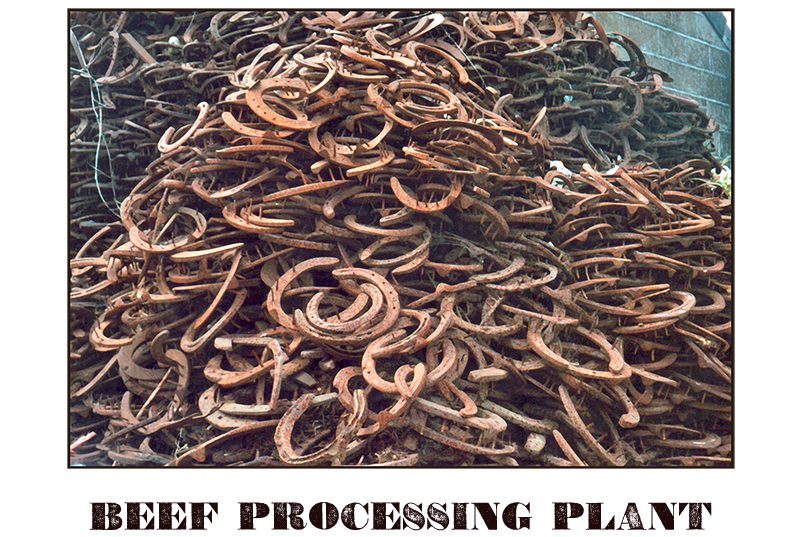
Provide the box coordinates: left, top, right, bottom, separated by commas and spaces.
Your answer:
591, 10, 732, 162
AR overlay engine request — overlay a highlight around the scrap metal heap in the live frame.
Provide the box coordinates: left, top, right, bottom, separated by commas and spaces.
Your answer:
69, 11, 731, 466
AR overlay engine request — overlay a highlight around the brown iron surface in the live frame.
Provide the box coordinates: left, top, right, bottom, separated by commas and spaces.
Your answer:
70, 10, 731, 467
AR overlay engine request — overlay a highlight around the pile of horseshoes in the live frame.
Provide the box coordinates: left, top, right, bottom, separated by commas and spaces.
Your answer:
69, 11, 731, 466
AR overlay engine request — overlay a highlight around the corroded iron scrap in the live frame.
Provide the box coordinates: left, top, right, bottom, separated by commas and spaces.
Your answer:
70, 10, 731, 467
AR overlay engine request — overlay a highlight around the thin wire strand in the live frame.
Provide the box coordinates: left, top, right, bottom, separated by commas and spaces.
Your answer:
70, 28, 121, 217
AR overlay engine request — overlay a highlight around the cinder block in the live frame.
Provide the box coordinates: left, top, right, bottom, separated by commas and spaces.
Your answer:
666, 11, 705, 38
657, 27, 709, 69
644, 54, 674, 79
641, 10, 673, 28
692, 94, 710, 110
623, 11, 650, 21
686, 12, 721, 45
716, 131, 731, 161
592, 10, 629, 36
704, 101, 732, 132
708, 46, 732, 77
704, 73, 731, 105
642, 54, 681, 84
657, 61, 703, 96
662, 88, 707, 109
618, 18, 659, 55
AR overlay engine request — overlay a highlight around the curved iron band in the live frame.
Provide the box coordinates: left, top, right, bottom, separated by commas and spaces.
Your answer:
358, 363, 427, 436
423, 337, 460, 389
558, 384, 626, 466
293, 267, 402, 347
450, 303, 524, 339
180, 288, 248, 353
128, 207, 208, 255
264, 257, 340, 330
196, 167, 281, 202
614, 317, 681, 335
688, 288, 726, 316
219, 110, 296, 139
414, 418, 515, 457
198, 384, 264, 430
169, 419, 280, 466
245, 78, 315, 131
527, 319, 631, 382
632, 291, 696, 323
485, 262, 559, 293
222, 199, 294, 234
367, 309, 431, 360
360, 314, 431, 395
575, 295, 655, 317
158, 102, 209, 153
203, 353, 272, 388
303, 284, 384, 334
411, 119, 504, 153
456, 194, 510, 240
360, 230, 432, 270
274, 389, 368, 465
404, 41, 470, 84
470, 255, 526, 284
367, 83, 417, 129
116, 332, 170, 388
342, 214, 427, 238
322, 184, 369, 219
390, 176, 463, 214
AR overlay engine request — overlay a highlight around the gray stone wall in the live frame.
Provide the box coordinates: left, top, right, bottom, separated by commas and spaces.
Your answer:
591, 10, 732, 162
